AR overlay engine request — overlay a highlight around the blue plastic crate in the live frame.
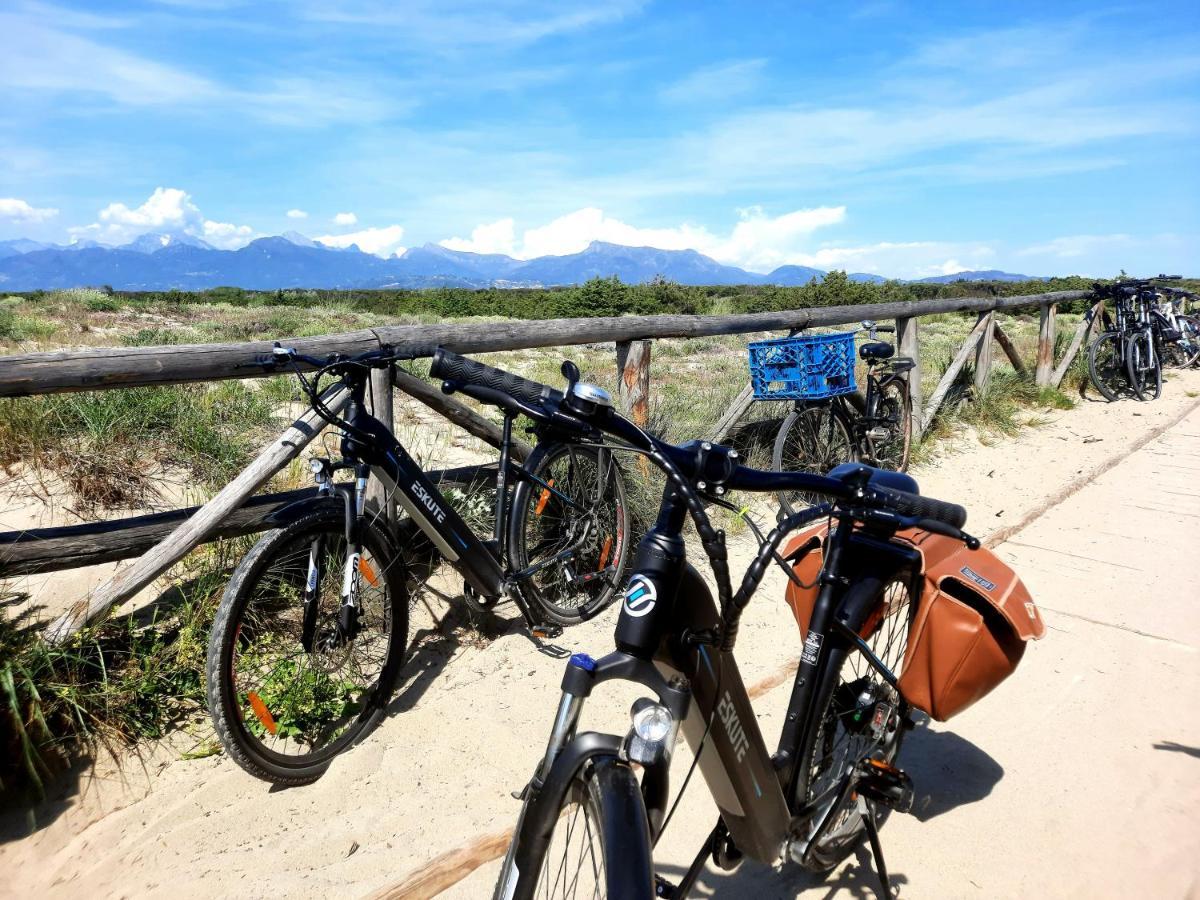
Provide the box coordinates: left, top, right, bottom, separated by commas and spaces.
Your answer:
748, 331, 857, 400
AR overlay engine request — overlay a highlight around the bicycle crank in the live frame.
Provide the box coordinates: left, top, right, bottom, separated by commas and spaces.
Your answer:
856, 758, 914, 813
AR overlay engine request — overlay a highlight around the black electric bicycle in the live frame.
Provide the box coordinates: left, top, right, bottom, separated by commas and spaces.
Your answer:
1089, 279, 1166, 401
425, 352, 977, 899
206, 346, 630, 784
773, 320, 914, 516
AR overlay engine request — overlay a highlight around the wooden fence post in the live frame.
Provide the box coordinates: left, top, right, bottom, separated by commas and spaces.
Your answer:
920, 314, 991, 436
974, 311, 995, 396
366, 365, 395, 522
896, 316, 923, 438
992, 321, 1028, 376
45, 385, 352, 643
1035, 302, 1058, 387
1050, 301, 1102, 389
615, 339, 651, 428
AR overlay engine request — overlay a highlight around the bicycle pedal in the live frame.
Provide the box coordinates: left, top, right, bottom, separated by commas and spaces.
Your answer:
531, 624, 563, 640
654, 875, 679, 898
856, 759, 914, 813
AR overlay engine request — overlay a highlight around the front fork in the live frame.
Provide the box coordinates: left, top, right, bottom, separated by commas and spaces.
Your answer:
301, 463, 370, 653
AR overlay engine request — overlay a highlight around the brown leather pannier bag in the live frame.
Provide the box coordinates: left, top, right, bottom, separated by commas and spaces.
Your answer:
782, 524, 1045, 721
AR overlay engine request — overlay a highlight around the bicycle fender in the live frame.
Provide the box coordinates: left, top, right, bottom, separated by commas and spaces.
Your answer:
505, 733, 653, 900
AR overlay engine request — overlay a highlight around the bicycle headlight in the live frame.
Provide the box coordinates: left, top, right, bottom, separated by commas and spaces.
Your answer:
624, 698, 676, 766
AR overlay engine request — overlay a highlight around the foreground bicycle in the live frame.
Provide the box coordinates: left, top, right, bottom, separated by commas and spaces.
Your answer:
429, 352, 1044, 898
206, 346, 629, 784
765, 320, 914, 516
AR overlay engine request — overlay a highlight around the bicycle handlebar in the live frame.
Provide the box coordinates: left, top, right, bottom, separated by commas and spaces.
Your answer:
429, 348, 968, 530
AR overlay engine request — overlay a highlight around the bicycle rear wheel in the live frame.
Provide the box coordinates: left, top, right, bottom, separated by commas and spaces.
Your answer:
494, 756, 654, 900
793, 578, 915, 871
206, 507, 408, 784
1087, 331, 1128, 401
509, 442, 630, 625
864, 380, 912, 472
773, 402, 856, 516
1125, 330, 1162, 400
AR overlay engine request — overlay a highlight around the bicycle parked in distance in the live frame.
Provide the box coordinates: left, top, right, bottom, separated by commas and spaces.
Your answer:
451, 350, 1034, 899
1088, 277, 1188, 401
768, 320, 914, 516
1154, 286, 1200, 369
206, 346, 630, 784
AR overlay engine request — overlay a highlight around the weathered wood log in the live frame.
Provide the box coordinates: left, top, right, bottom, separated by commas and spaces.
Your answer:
366, 365, 396, 522
973, 312, 995, 395
615, 339, 651, 428
1035, 302, 1058, 387
0, 465, 496, 579
920, 314, 991, 437
896, 316, 923, 436
0, 291, 1088, 398
1050, 302, 1101, 389
992, 321, 1027, 376
43, 385, 352, 642
392, 367, 531, 462
710, 382, 756, 443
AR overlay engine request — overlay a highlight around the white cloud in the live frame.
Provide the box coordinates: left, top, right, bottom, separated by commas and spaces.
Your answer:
786, 241, 998, 280
316, 224, 406, 257
68, 186, 257, 248
0, 197, 59, 222
286, 209, 308, 219
659, 59, 766, 104
441, 218, 517, 255
1016, 234, 1132, 259
442, 205, 847, 271
332, 212, 358, 226
202, 219, 255, 250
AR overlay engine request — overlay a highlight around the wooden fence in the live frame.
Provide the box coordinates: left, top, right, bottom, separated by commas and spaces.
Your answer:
0, 289, 1095, 639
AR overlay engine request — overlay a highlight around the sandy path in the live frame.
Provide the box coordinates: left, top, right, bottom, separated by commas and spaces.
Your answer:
2, 368, 1198, 899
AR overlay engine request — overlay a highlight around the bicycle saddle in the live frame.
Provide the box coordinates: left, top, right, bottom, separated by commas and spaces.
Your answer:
889, 356, 916, 373
827, 462, 920, 496
860, 341, 895, 360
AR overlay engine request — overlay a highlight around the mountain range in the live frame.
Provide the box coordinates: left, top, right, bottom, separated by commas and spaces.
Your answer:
0, 233, 1039, 291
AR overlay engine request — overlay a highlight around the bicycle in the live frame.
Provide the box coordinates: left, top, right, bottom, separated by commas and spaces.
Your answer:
1154, 286, 1200, 369
205, 345, 630, 784
440, 351, 1008, 899
771, 320, 914, 516
1089, 279, 1163, 401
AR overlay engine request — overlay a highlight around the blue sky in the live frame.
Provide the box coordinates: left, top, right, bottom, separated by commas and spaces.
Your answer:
1, 0, 1198, 277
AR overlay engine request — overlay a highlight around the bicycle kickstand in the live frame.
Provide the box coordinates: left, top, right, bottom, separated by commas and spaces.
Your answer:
859, 797, 896, 899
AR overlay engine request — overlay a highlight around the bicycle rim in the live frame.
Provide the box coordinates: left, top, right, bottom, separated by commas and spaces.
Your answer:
512, 443, 629, 624
797, 579, 913, 870
864, 381, 912, 472
773, 403, 855, 515
219, 522, 399, 769
1087, 332, 1127, 401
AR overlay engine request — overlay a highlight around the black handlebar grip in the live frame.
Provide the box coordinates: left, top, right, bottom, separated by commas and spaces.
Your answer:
430, 348, 556, 408
873, 486, 967, 530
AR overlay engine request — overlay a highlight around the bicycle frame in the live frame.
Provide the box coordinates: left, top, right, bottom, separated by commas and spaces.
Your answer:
506, 492, 924, 890
321, 372, 591, 629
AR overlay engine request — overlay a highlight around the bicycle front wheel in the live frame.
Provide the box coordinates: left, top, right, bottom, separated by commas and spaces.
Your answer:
206, 507, 408, 784
773, 402, 856, 516
494, 756, 654, 900
509, 442, 630, 625
1125, 330, 1162, 401
1087, 331, 1128, 401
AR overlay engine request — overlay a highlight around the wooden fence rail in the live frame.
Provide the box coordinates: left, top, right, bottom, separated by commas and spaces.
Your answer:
0, 288, 1097, 638
0, 291, 1086, 397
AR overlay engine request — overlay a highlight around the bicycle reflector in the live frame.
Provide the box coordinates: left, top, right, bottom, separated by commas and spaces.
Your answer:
624, 698, 677, 766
